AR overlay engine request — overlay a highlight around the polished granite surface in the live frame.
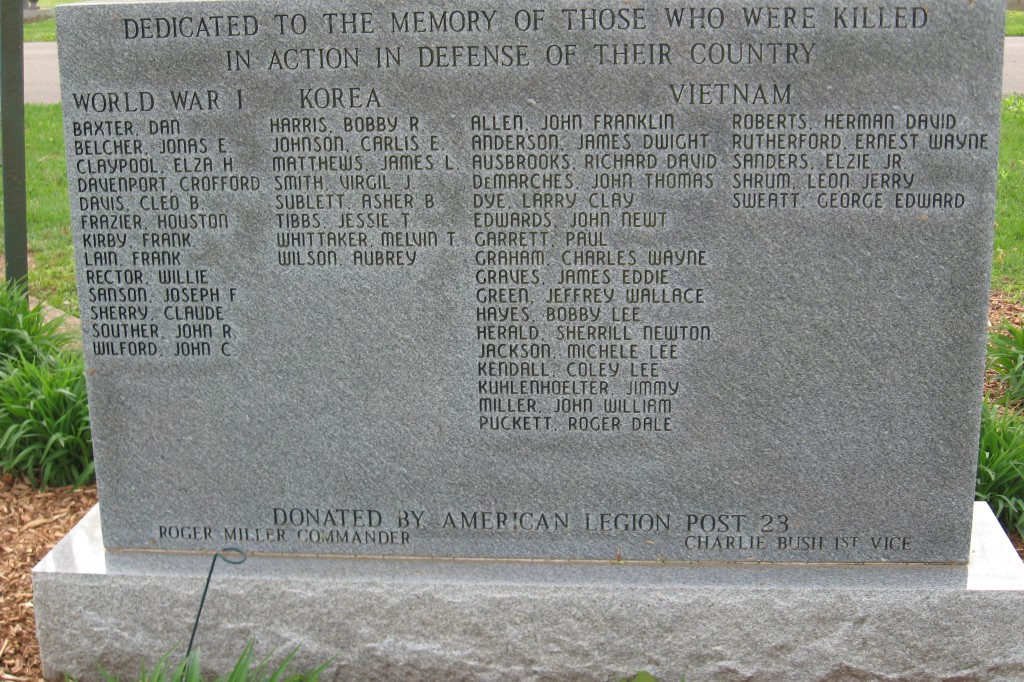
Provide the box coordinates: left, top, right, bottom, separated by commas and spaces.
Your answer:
36, 502, 1024, 591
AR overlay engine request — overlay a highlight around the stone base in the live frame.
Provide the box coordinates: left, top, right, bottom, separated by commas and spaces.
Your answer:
34, 502, 1024, 681
23, 7, 54, 23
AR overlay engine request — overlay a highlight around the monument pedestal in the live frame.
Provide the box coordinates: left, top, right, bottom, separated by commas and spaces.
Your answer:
34, 502, 1024, 681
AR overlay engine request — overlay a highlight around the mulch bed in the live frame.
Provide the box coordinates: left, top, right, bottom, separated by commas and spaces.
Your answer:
1, 474, 96, 681
2, 295, 1024, 680
986, 294, 1024, 396
988, 293, 1024, 329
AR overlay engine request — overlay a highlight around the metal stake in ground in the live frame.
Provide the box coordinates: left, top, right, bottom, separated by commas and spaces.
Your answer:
1, 1, 28, 286
188, 548, 247, 657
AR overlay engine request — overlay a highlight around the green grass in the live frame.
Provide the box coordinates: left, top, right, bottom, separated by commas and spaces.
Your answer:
993, 96, 1024, 294
24, 20, 56, 43
1009, 11, 1024, 36
36, 0, 91, 8
0, 103, 76, 314
23, 0, 93, 43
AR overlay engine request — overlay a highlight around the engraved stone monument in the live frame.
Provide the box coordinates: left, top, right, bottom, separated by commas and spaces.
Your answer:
34, 1, 1024, 679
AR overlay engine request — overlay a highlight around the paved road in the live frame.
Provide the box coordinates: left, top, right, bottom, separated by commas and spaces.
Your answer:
1006, 38, 1024, 96
25, 42, 58, 105
20, 39, 1024, 104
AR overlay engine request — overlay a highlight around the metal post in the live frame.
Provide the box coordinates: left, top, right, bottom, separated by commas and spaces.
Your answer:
2, 1, 28, 286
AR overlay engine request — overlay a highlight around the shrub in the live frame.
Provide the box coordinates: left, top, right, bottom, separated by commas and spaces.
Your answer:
0, 280, 93, 488
977, 397, 1024, 534
0, 280, 72, 366
0, 350, 93, 488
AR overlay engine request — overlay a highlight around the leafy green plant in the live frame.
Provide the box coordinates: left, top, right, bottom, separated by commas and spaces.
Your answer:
988, 323, 1024, 404
0, 350, 92, 488
977, 397, 1024, 534
108, 643, 329, 682
0, 280, 91, 488
0, 280, 72, 366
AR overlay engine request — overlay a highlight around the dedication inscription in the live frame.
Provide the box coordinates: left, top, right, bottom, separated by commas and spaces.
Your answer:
59, 0, 1001, 562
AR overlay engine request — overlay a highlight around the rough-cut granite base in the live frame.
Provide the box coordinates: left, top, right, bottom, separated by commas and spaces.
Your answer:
35, 502, 1024, 681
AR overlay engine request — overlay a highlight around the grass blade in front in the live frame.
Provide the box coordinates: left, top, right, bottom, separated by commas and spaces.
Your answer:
112, 644, 329, 682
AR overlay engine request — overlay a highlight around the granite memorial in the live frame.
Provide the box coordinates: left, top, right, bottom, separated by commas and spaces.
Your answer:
58, 0, 998, 563
34, 1, 1024, 679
